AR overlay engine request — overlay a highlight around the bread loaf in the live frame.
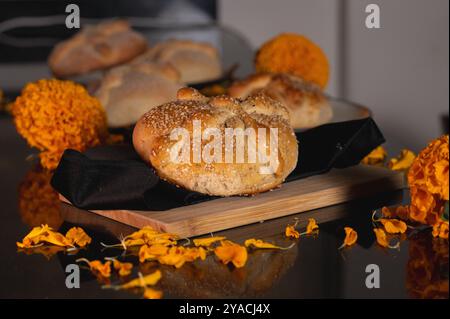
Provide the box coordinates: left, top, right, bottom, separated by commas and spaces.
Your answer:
95, 61, 184, 128
228, 73, 332, 129
48, 20, 147, 78
133, 88, 298, 196
132, 39, 222, 84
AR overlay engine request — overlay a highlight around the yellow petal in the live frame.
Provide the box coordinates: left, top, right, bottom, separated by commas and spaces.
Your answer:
89, 260, 111, 278
214, 240, 248, 268
306, 218, 319, 234
40, 231, 73, 247
156, 246, 187, 268
120, 270, 162, 289
113, 260, 133, 277
380, 219, 408, 234
373, 228, 389, 247
244, 238, 283, 249
183, 247, 207, 262
341, 227, 358, 248
388, 149, 416, 171
65, 227, 92, 247
139, 244, 169, 263
361, 146, 387, 165
285, 225, 300, 239
143, 287, 163, 299
193, 236, 226, 247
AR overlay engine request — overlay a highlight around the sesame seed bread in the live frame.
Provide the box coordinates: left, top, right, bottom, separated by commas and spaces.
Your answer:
95, 61, 184, 128
132, 39, 222, 84
48, 20, 148, 78
133, 88, 298, 196
228, 73, 332, 129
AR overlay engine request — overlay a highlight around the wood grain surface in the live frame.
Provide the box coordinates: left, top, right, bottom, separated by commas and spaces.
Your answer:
59, 165, 406, 238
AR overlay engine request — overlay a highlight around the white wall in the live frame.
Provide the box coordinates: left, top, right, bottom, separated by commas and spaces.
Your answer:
219, 0, 449, 153
345, 0, 449, 153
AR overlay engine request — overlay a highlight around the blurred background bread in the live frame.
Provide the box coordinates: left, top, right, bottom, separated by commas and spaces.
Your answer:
95, 61, 184, 128
48, 20, 147, 78
132, 39, 222, 84
133, 88, 298, 196
229, 73, 332, 129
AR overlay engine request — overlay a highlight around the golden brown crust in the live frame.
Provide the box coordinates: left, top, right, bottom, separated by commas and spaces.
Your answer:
132, 39, 222, 84
133, 88, 298, 196
48, 20, 148, 78
228, 73, 332, 129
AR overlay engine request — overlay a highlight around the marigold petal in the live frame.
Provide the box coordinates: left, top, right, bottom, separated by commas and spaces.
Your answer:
380, 219, 408, 234
214, 240, 248, 268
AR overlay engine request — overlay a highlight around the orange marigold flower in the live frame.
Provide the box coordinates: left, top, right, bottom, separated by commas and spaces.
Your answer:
361, 146, 387, 166
255, 33, 329, 89
407, 135, 449, 226
214, 240, 248, 268
11, 79, 109, 170
18, 166, 63, 229
285, 225, 300, 239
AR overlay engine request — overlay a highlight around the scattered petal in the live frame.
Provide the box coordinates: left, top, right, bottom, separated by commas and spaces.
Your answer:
214, 240, 248, 268
143, 287, 163, 299
361, 146, 387, 166
380, 218, 408, 234
285, 225, 300, 239
119, 270, 162, 290
388, 149, 416, 171
77, 258, 111, 278
65, 227, 92, 247
305, 218, 319, 235
245, 239, 282, 249
339, 227, 358, 249
16, 224, 73, 248
193, 236, 226, 247
373, 228, 400, 249
112, 259, 133, 277
139, 244, 169, 263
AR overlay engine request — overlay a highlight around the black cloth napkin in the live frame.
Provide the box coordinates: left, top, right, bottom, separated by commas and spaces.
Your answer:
51, 117, 384, 211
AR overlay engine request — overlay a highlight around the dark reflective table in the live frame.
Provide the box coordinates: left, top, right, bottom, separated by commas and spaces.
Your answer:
0, 115, 448, 299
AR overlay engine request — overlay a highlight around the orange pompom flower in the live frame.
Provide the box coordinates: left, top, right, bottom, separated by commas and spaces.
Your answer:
11, 79, 109, 170
18, 166, 63, 229
255, 33, 329, 89
408, 135, 449, 225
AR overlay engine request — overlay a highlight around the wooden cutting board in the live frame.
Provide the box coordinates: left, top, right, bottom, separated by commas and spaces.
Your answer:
59, 165, 406, 238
